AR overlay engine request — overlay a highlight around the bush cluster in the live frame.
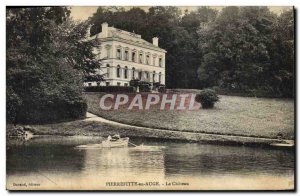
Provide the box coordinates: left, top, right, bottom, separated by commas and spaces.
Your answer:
195, 89, 220, 109
15, 99, 87, 124
84, 86, 135, 93
139, 84, 151, 92
158, 86, 166, 93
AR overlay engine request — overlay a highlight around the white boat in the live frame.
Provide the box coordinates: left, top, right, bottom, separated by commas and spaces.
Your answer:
75, 135, 129, 149
270, 140, 294, 148
270, 143, 294, 148
101, 136, 129, 148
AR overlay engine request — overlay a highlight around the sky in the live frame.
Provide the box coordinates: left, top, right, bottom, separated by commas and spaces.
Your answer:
70, 6, 293, 21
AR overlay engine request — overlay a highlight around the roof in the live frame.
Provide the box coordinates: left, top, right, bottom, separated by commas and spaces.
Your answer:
91, 26, 166, 53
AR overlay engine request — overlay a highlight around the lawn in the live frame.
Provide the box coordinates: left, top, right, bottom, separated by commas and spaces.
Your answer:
84, 92, 294, 139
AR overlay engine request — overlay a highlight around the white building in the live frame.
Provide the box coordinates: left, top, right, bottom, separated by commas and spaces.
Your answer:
84, 22, 166, 87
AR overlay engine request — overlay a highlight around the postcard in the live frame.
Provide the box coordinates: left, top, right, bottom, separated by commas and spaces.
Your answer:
6, 6, 295, 191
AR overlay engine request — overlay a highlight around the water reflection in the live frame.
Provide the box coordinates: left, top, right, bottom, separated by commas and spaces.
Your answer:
7, 136, 294, 186
163, 143, 294, 177
79, 147, 165, 180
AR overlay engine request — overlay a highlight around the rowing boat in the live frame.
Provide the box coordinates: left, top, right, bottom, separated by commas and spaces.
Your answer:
270, 140, 294, 148
75, 135, 129, 149
102, 137, 129, 148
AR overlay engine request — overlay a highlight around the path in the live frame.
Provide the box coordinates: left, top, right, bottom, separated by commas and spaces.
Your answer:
84, 112, 293, 146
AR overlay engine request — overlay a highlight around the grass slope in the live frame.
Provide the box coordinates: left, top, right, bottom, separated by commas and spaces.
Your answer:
84, 92, 294, 139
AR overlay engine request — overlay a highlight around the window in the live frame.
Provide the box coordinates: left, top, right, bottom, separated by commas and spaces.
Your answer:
153, 57, 156, 66
138, 71, 142, 80
106, 82, 110, 86
159, 58, 162, 67
124, 66, 128, 79
106, 64, 110, 78
97, 82, 100, 86
159, 72, 162, 83
117, 82, 121, 86
153, 71, 156, 82
117, 49, 121, 59
124, 83, 128, 87
139, 53, 143, 63
124, 51, 129, 61
145, 72, 149, 79
88, 82, 92, 86
106, 47, 110, 58
117, 65, 121, 78
132, 52, 136, 62
132, 67, 135, 79
146, 55, 150, 65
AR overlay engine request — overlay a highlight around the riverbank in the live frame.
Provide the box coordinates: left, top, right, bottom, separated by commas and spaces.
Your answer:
6, 112, 293, 147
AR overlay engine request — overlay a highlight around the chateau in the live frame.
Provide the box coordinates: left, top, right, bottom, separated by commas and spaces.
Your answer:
85, 22, 166, 87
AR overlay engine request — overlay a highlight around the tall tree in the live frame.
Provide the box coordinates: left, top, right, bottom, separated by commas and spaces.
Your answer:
197, 6, 294, 97
88, 6, 294, 97
6, 7, 102, 123
269, 10, 294, 97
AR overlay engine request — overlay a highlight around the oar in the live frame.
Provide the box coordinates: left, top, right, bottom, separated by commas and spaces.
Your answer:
128, 141, 138, 147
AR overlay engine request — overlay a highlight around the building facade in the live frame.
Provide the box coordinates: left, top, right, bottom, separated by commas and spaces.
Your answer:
84, 22, 166, 87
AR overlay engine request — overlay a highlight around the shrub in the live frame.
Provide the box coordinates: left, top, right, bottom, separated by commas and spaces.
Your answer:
6, 88, 22, 124
84, 86, 134, 93
14, 99, 87, 124
195, 89, 220, 109
66, 100, 87, 119
158, 85, 166, 93
129, 79, 140, 88
153, 82, 160, 87
139, 81, 152, 92
139, 84, 151, 92
6, 62, 88, 124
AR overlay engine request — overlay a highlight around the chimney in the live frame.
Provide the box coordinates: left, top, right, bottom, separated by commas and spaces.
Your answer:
152, 37, 159, 46
101, 22, 108, 37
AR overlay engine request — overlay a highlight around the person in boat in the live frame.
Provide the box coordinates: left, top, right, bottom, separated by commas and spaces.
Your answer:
107, 134, 121, 142
111, 134, 121, 141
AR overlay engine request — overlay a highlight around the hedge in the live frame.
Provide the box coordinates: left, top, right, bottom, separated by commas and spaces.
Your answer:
84, 86, 135, 93
139, 84, 151, 92
14, 99, 87, 124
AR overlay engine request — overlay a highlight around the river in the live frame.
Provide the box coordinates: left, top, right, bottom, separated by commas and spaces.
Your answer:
6, 135, 294, 190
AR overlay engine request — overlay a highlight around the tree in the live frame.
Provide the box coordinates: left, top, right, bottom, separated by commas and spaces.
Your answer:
6, 7, 102, 123
87, 6, 294, 97
269, 10, 294, 97
52, 19, 104, 82
89, 7, 147, 37
197, 6, 294, 97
